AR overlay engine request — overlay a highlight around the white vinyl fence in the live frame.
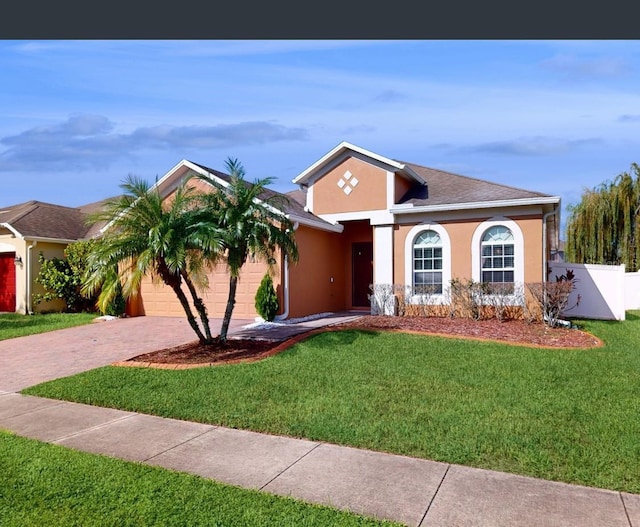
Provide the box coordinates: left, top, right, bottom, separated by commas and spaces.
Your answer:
626, 271, 640, 311
548, 262, 627, 321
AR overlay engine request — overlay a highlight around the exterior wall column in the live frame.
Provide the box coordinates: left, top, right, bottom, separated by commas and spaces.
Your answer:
373, 224, 394, 314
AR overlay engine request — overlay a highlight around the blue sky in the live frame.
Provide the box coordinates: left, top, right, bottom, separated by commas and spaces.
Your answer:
2, 40, 640, 235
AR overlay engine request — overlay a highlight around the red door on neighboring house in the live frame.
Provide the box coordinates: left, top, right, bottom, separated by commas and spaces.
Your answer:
352, 242, 373, 307
0, 253, 16, 312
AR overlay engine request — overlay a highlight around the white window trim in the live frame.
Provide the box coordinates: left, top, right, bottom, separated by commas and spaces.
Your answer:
404, 222, 451, 304
471, 218, 524, 305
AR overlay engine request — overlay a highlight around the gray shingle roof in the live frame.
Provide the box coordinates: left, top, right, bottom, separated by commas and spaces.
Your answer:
190, 162, 336, 228
0, 201, 91, 240
398, 162, 553, 206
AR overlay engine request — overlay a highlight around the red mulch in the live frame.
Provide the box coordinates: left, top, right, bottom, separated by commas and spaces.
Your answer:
335, 316, 602, 349
120, 316, 603, 369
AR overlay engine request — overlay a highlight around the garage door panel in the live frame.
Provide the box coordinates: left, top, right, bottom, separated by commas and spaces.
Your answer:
138, 260, 279, 319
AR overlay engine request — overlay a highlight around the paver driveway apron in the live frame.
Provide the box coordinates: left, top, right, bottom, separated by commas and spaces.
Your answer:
0, 316, 250, 392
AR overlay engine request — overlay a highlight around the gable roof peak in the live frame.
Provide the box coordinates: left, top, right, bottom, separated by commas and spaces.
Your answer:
292, 141, 425, 186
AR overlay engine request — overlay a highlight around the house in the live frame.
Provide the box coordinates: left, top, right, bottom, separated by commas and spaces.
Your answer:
135, 142, 561, 319
0, 199, 108, 313
0, 141, 561, 318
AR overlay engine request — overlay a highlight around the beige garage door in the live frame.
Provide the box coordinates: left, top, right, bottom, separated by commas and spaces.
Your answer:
138, 260, 280, 319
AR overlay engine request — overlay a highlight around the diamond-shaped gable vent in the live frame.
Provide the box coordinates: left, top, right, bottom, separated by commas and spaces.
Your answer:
337, 170, 359, 195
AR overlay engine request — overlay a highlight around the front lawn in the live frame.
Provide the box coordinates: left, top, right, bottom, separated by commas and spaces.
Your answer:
0, 312, 96, 341
0, 432, 394, 527
23, 312, 640, 493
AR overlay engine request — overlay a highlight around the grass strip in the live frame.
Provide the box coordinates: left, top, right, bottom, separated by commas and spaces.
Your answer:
0, 431, 398, 527
0, 313, 96, 341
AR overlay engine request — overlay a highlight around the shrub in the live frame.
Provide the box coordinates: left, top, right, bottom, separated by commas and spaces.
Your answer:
369, 283, 394, 315
445, 278, 487, 320
33, 241, 98, 313
482, 283, 525, 322
526, 269, 580, 328
33, 240, 126, 316
255, 274, 279, 321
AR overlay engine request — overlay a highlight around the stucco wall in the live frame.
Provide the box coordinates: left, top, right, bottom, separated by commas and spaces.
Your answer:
394, 175, 413, 204
287, 225, 345, 318
312, 157, 387, 215
0, 236, 69, 313
393, 213, 544, 287
30, 242, 68, 313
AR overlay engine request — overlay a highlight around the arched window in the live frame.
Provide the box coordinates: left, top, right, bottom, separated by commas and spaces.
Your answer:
481, 225, 515, 291
413, 230, 443, 294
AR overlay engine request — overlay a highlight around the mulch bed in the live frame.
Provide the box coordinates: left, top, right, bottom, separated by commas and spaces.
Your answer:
335, 316, 603, 349
117, 316, 603, 369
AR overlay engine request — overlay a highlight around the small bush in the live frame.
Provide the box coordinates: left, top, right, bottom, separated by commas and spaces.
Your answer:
526, 269, 580, 328
369, 283, 394, 315
445, 278, 487, 320
33, 241, 98, 313
103, 279, 126, 316
255, 274, 279, 321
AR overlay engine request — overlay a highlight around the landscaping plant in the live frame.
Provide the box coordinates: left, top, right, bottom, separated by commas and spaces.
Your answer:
255, 273, 279, 321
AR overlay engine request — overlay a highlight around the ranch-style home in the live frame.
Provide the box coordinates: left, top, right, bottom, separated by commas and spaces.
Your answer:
0, 199, 107, 313
0, 141, 561, 318
117, 141, 562, 319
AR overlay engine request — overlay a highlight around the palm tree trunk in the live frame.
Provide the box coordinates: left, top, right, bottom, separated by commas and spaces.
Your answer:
159, 271, 207, 344
219, 275, 238, 343
180, 270, 213, 343
170, 283, 207, 343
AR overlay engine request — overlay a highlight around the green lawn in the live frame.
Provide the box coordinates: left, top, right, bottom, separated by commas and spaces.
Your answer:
0, 312, 96, 341
0, 432, 396, 527
23, 312, 640, 493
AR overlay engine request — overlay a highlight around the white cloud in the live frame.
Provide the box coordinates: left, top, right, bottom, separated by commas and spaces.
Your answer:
0, 115, 308, 172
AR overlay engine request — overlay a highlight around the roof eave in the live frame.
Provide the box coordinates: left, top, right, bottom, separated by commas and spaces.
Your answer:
288, 214, 344, 233
0, 222, 23, 238
23, 235, 80, 244
390, 196, 561, 215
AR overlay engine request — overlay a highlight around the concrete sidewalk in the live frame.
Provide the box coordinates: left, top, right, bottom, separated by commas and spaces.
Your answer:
1, 391, 637, 526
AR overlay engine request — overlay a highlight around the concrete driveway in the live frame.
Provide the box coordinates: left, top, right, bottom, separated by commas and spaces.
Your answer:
0, 316, 251, 392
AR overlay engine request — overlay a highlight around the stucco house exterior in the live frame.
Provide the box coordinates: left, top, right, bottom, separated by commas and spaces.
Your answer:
135, 142, 561, 319
0, 199, 107, 313
0, 141, 561, 318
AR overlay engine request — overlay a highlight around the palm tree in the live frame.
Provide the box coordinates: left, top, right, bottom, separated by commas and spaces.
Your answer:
190, 158, 299, 343
82, 176, 223, 344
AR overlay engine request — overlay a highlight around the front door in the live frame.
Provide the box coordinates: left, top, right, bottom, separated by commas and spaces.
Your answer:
352, 242, 373, 307
0, 253, 16, 312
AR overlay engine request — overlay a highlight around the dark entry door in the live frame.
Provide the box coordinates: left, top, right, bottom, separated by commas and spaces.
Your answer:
0, 253, 16, 312
352, 242, 373, 307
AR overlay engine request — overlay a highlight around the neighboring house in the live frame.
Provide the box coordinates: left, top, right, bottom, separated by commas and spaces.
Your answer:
136, 142, 561, 319
0, 141, 561, 318
0, 199, 108, 313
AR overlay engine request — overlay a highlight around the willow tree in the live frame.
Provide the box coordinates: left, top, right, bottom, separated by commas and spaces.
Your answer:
565, 163, 640, 272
